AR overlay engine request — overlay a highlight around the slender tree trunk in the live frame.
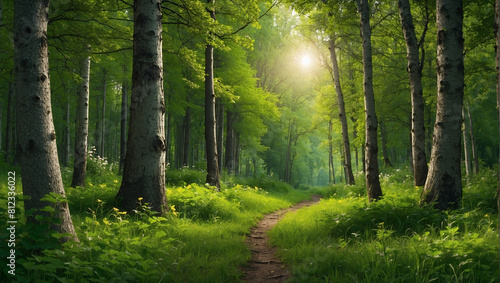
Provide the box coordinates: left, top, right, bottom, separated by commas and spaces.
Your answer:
204, 0, 220, 189
421, 0, 463, 210
328, 119, 335, 184
119, 66, 128, 174
216, 99, 224, 172
14, 0, 77, 241
183, 107, 191, 167
72, 57, 91, 185
329, 38, 355, 185
225, 110, 235, 174
72, 56, 91, 187
380, 120, 393, 168
398, 0, 428, 186
495, 0, 500, 273
356, 0, 382, 202
117, 0, 167, 213
165, 90, 171, 167
467, 105, 479, 174
101, 70, 106, 158
65, 93, 71, 167
462, 105, 472, 178
235, 132, 240, 175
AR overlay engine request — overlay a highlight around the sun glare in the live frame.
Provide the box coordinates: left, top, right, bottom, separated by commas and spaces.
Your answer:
301, 55, 312, 67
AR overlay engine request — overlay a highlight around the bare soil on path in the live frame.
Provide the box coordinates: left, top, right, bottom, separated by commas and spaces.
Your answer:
240, 195, 322, 282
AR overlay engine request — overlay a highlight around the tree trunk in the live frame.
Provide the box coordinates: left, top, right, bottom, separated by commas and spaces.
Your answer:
328, 119, 335, 184
467, 105, 479, 174
462, 105, 472, 178
216, 99, 224, 172
398, 0, 428, 186
356, 0, 382, 202
495, 0, 500, 274
329, 38, 355, 185
117, 0, 167, 213
14, 0, 78, 241
100, 70, 106, 158
63, 92, 71, 167
235, 132, 240, 175
183, 107, 191, 167
72, 56, 91, 188
380, 120, 393, 168
165, 91, 171, 167
225, 110, 236, 174
119, 66, 128, 174
421, 0, 463, 210
204, 0, 220, 189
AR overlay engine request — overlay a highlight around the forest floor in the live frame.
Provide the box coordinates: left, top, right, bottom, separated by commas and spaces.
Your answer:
241, 194, 322, 282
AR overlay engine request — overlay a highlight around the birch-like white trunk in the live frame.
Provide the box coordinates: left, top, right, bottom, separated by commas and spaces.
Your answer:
117, 0, 167, 213
14, 0, 77, 241
72, 56, 90, 188
421, 0, 463, 210
356, 0, 382, 202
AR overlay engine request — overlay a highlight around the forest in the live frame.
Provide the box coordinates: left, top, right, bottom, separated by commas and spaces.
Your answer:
0, 0, 499, 282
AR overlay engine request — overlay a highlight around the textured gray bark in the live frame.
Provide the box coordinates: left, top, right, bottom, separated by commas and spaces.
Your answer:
421, 0, 463, 210
204, 0, 220, 189
14, 0, 78, 241
356, 0, 382, 202
398, 0, 428, 186
329, 38, 354, 185
72, 56, 90, 188
117, 0, 167, 213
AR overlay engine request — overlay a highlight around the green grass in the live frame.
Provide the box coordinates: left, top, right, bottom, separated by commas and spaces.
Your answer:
268, 168, 499, 282
0, 161, 309, 282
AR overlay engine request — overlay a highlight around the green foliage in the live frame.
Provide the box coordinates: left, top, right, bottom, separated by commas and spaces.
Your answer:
0, 162, 309, 282
269, 168, 499, 282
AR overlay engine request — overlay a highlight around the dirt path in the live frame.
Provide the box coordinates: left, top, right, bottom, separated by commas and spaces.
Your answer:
240, 195, 322, 282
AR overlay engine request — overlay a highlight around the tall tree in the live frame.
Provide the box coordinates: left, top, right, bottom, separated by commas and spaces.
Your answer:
116, 0, 167, 213
398, 0, 428, 187
71, 55, 91, 187
119, 65, 128, 174
421, 0, 463, 209
14, 0, 77, 241
355, 0, 382, 202
204, 0, 220, 189
329, 38, 355, 185
494, 0, 500, 273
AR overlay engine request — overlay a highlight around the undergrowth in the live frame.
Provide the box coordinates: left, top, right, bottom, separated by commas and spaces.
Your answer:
269, 168, 499, 282
0, 159, 308, 282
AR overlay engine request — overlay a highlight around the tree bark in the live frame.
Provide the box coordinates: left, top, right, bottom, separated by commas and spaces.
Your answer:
72, 56, 91, 188
204, 0, 220, 189
398, 0, 428, 186
421, 0, 463, 210
14, 0, 78, 241
117, 0, 167, 213
329, 38, 354, 185
356, 0, 382, 202
119, 66, 128, 174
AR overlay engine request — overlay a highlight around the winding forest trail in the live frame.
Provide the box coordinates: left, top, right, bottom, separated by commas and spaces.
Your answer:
241, 195, 322, 282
